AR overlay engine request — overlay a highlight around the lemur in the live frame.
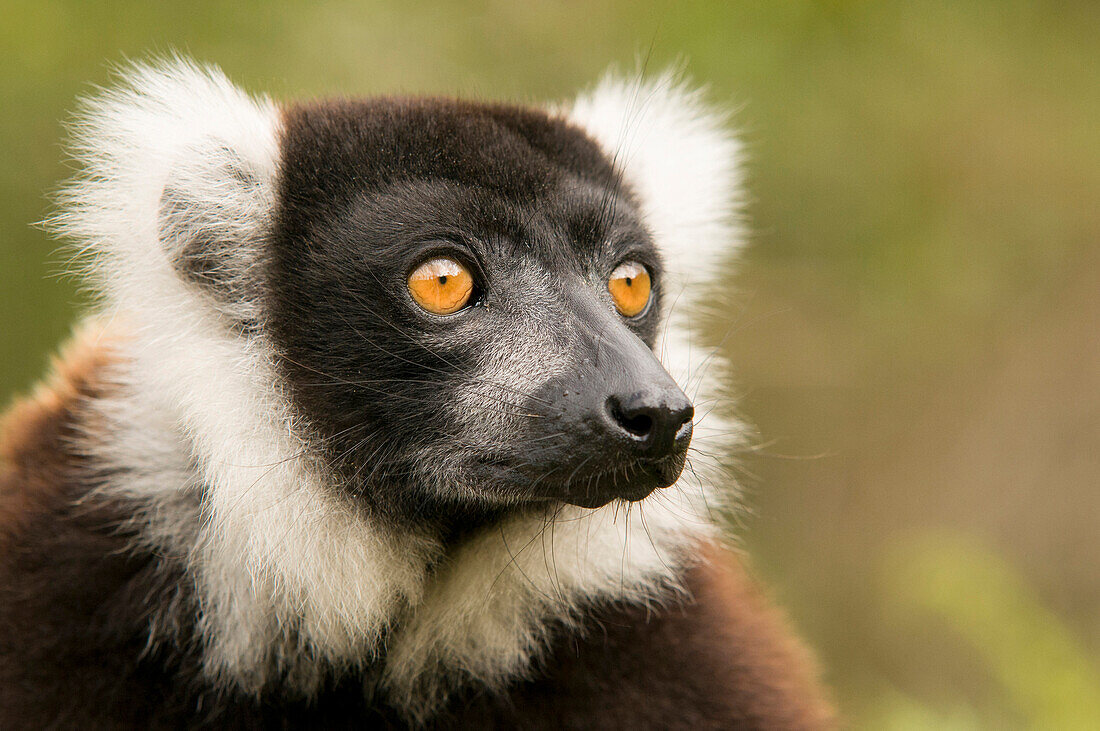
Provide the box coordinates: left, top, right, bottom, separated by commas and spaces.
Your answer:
0, 59, 832, 728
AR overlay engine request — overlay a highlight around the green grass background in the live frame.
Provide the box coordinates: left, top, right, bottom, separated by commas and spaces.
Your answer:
2, 1, 1098, 726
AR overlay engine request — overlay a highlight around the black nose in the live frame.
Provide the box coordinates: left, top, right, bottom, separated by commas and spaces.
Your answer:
606, 391, 694, 456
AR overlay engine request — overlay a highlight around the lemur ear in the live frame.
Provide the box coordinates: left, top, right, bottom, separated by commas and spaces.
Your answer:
158, 143, 273, 319
51, 58, 280, 322
567, 70, 745, 301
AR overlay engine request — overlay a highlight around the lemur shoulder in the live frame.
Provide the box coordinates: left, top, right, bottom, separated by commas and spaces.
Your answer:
0, 59, 833, 728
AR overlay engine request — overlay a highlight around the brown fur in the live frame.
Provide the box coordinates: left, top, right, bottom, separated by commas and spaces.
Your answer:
0, 323, 120, 550
0, 330, 834, 729
0, 325, 183, 728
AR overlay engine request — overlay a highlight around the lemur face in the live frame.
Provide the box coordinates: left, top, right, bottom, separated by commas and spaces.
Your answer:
265, 99, 692, 519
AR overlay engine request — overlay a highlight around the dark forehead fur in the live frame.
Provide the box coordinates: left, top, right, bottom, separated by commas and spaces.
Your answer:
276, 97, 623, 233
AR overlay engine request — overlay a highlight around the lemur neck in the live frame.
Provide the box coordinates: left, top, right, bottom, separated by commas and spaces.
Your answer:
432, 503, 513, 547
96, 317, 714, 717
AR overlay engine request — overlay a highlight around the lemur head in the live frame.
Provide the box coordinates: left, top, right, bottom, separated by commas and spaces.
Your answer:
258, 98, 691, 521
57, 58, 742, 534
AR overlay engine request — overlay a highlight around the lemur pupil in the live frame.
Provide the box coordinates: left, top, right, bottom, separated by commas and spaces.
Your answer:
439, 275, 447, 284
625, 277, 632, 286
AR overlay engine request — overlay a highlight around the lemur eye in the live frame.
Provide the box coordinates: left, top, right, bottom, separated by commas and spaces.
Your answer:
408, 257, 475, 315
608, 261, 652, 318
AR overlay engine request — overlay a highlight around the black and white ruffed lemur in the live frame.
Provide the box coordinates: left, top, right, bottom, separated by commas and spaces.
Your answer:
0, 59, 833, 728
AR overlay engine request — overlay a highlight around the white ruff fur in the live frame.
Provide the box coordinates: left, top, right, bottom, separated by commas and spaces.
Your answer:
51, 59, 744, 716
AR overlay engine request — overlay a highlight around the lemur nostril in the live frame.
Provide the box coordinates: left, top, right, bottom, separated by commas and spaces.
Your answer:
619, 411, 653, 438
605, 390, 694, 455
608, 398, 650, 438
676, 404, 694, 429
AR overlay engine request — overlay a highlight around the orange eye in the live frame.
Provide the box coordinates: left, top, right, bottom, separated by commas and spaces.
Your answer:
607, 261, 652, 317
408, 257, 474, 315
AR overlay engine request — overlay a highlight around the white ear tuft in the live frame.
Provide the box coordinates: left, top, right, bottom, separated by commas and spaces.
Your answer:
568, 70, 745, 301
50, 57, 281, 320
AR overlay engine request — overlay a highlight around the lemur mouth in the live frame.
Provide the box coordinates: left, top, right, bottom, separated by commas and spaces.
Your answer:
468, 439, 690, 510
557, 450, 690, 509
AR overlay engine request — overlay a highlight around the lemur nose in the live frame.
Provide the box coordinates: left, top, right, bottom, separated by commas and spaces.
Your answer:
606, 392, 694, 456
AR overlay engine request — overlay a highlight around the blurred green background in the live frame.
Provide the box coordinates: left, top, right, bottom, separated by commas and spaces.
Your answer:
2, 0, 1098, 726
